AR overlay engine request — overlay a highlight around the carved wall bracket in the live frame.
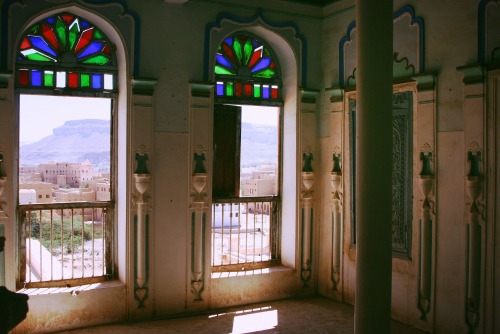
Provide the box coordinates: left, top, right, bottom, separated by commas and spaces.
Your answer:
190, 146, 208, 301
330, 147, 343, 291
465, 143, 485, 333
133, 146, 151, 308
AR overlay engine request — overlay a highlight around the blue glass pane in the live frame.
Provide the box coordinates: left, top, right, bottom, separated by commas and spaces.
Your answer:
262, 85, 270, 98
31, 70, 42, 86
251, 58, 271, 73
45, 17, 55, 25
91, 73, 102, 89
29, 36, 57, 57
80, 19, 91, 29
216, 82, 224, 96
224, 37, 233, 45
216, 54, 235, 70
77, 41, 104, 59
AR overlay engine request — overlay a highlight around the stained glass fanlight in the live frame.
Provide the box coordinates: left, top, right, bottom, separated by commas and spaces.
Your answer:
16, 13, 117, 92
215, 34, 281, 102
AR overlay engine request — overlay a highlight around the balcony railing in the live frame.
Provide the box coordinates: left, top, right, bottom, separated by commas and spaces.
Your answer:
211, 196, 280, 272
17, 202, 114, 289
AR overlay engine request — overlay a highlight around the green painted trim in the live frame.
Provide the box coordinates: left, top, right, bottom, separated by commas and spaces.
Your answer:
132, 78, 158, 95
300, 88, 320, 104
411, 73, 436, 91
457, 65, 485, 85
326, 86, 344, 103
190, 81, 214, 98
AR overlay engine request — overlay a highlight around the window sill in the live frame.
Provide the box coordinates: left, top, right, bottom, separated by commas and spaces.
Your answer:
17, 280, 124, 296
211, 265, 293, 279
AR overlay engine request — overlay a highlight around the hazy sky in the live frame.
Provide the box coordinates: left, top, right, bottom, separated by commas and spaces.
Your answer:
20, 94, 111, 143
19, 96, 277, 143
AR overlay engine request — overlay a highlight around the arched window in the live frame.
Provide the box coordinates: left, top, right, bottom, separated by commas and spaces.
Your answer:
16, 12, 118, 289
214, 33, 281, 104
211, 32, 282, 271
16, 12, 117, 93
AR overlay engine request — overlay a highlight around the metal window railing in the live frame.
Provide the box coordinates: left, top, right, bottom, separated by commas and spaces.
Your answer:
211, 196, 280, 272
17, 202, 114, 289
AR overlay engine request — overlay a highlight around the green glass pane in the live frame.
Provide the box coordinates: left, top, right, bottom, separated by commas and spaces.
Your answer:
81, 73, 90, 87
233, 39, 243, 65
253, 85, 261, 98
68, 22, 80, 51
226, 82, 234, 96
55, 18, 67, 50
215, 65, 235, 75
25, 52, 55, 62
82, 55, 110, 65
44, 72, 54, 86
243, 39, 252, 66
94, 29, 104, 40
254, 69, 276, 79
30, 24, 41, 35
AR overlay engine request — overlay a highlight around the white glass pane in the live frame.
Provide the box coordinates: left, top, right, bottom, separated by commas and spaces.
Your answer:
104, 74, 113, 90
56, 71, 66, 88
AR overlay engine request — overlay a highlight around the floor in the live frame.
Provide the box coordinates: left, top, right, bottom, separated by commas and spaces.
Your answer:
56, 296, 428, 334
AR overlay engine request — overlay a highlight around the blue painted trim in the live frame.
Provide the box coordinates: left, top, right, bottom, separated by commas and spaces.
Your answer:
1, 0, 141, 76
204, 9, 308, 87
338, 4, 425, 88
478, 0, 499, 64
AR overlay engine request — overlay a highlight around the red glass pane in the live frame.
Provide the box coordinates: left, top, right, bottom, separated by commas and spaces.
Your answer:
270, 59, 276, 69
248, 48, 262, 68
61, 14, 75, 25
103, 45, 111, 55
222, 43, 238, 67
235, 82, 242, 96
68, 72, 78, 88
74, 28, 94, 54
271, 86, 278, 99
20, 37, 30, 50
42, 23, 59, 50
244, 83, 252, 96
19, 70, 29, 86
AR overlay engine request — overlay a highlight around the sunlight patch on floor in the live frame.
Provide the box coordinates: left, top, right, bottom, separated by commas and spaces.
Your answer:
231, 309, 278, 333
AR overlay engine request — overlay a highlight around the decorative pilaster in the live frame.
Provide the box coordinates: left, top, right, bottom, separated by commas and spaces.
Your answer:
300, 146, 314, 287
417, 144, 435, 320
0, 152, 7, 219
465, 143, 485, 333
330, 147, 343, 291
190, 146, 208, 301
133, 145, 151, 308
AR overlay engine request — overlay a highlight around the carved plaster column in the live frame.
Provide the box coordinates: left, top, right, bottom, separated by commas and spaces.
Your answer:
300, 147, 315, 287
330, 148, 343, 291
133, 146, 151, 308
417, 144, 435, 320
190, 146, 208, 301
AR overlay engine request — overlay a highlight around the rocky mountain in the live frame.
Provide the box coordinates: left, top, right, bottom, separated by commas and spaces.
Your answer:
20, 119, 111, 171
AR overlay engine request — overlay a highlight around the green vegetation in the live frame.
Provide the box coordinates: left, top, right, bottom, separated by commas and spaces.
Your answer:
27, 211, 103, 254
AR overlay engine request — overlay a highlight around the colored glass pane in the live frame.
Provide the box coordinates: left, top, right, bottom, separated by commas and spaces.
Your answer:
74, 28, 94, 54
68, 72, 78, 88
221, 43, 238, 68
19, 70, 29, 86
56, 71, 66, 88
78, 41, 104, 59
233, 38, 243, 65
82, 55, 110, 65
251, 58, 272, 74
253, 84, 261, 98
271, 85, 278, 99
80, 19, 91, 30
61, 14, 75, 25
31, 70, 42, 86
262, 85, 270, 99
216, 54, 235, 72
20, 38, 30, 50
215, 65, 234, 76
28, 36, 57, 57
21, 49, 55, 62
243, 38, 253, 66
216, 82, 224, 96
44, 71, 54, 87
226, 82, 234, 96
68, 21, 80, 51
94, 30, 104, 40
254, 69, 276, 78
244, 83, 252, 96
235, 82, 242, 96
92, 73, 102, 89
104, 74, 113, 90
55, 17, 67, 50
45, 16, 56, 25
81, 73, 90, 87
42, 23, 59, 50
248, 47, 262, 68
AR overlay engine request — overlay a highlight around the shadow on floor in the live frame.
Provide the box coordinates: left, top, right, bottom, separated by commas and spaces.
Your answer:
56, 296, 427, 334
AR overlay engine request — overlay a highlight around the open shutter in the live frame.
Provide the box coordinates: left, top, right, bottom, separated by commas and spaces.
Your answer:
213, 104, 241, 198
